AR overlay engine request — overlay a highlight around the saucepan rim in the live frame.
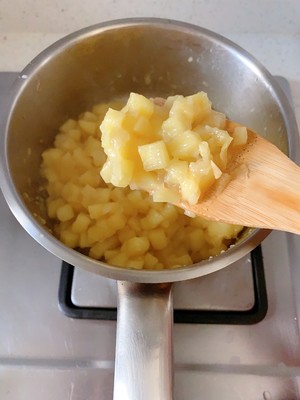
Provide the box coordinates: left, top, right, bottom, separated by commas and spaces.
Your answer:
0, 17, 298, 283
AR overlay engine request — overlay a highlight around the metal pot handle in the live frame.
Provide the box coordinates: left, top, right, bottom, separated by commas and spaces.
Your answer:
114, 281, 173, 400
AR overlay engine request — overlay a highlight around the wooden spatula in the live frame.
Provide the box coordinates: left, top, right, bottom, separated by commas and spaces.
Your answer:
180, 121, 300, 235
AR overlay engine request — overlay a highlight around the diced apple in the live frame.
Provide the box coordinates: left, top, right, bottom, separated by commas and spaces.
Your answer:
138, 141, 170, 171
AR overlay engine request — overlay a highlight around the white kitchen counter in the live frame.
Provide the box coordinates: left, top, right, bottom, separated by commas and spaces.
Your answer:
0, 0, 299, 127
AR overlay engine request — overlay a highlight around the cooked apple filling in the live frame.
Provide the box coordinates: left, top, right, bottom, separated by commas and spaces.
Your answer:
100, 92, 247, 205
40, 94, 245, 270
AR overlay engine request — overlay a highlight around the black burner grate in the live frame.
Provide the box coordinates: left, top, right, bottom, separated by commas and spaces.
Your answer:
58, 245, 268, 325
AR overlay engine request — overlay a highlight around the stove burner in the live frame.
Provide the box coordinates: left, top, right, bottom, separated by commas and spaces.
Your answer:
58, 246, 267, 324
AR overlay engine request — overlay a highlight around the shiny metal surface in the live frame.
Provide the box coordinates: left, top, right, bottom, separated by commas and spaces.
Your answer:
72, 255, 255, 311
114, 282, 173, 400
0, 18, 298, 283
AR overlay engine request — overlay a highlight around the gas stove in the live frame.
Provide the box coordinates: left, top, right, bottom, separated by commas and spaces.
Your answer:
1, 73, 300, 400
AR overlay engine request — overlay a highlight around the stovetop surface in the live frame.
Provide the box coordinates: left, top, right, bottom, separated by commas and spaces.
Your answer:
1, 73, 300, 400
71, 252, 256, 311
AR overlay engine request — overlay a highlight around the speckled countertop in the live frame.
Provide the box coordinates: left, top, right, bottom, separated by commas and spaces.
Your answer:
0, 0, 299, 127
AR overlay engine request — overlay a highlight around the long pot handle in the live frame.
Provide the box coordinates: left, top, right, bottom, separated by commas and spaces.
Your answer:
113, 281, 173, 400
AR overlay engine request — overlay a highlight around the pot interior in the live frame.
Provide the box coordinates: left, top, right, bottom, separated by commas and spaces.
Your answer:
2, 20, 292, 280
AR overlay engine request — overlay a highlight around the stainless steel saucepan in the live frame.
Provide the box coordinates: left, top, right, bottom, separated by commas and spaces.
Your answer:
0, 18, 298, 400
